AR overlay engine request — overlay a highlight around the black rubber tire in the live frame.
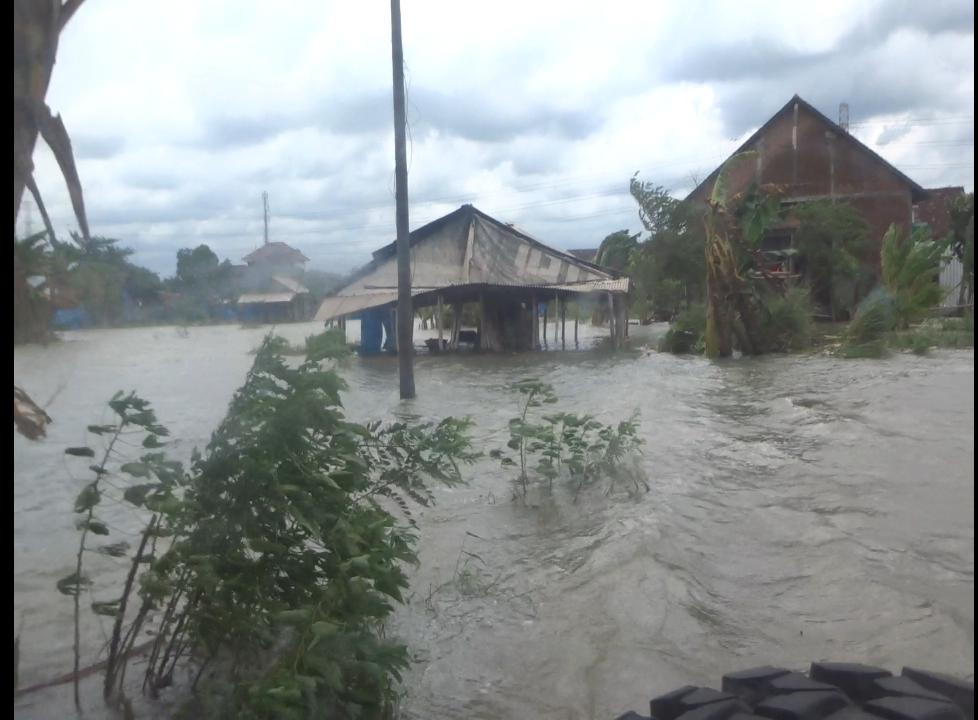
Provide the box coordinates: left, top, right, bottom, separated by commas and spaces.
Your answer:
615, 663, 974, 720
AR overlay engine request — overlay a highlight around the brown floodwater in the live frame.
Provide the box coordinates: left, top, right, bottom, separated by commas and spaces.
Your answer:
13, 322, 975, 719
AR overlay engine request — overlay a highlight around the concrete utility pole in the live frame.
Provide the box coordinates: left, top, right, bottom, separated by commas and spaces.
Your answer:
262, 190, 269, 245
390, 0, 415, 398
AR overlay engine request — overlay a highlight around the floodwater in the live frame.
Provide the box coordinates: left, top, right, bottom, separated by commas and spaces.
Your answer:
13, 321, 975, 719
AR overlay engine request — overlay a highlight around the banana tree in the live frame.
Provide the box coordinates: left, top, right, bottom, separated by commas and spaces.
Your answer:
14, 0, 89, 440
702, 152, 781, 358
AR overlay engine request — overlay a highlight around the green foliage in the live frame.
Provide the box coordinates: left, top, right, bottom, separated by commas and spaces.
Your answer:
14, 232, 57, 342
61, 334, 478, 717
881, 224, 950, 328
492, 379, 645, 501
627, 179, 706, 321
59, 390, 183, 708
887, 318, 974, 353
753, 287, 815, 353
845, 287, 898, 345
659, 303, 707, 354
735, 183, 784, 250
789, 200, 872, 319
840, 287, 972, 359
948, 193, 974, 304
595, 230, 639, 272
40, 233, 166, 326
176, 245, 220, 286
168, 245, 238, 316
158, 337, 476, 716
281, 329, 351, 359
710, 151, 757, 208
629, 175, 682, 237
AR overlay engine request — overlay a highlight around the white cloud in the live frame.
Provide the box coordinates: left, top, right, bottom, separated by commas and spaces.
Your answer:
22, 0, 974, 276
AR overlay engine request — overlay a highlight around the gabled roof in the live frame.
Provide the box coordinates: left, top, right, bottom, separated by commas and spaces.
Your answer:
686, 94, 928, 203
243, 241, 310, 265
271, 275, 309, 294
314, 205, 627, 322
369, 205, 615, 274
568, 248, 599, 263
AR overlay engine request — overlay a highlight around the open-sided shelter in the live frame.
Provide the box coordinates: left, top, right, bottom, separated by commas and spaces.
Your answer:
315, 205, 630, 351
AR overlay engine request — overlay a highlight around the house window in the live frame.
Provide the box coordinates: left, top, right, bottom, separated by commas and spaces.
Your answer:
760, 231, 792, 252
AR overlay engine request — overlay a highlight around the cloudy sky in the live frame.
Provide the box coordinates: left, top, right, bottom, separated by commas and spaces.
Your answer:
25, 0, 975, 276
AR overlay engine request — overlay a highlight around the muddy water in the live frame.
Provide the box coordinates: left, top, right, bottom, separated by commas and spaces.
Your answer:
13, 323, 975, 719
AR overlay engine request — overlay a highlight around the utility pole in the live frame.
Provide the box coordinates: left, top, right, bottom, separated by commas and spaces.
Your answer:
390, 0, 415, 398
262, 190, 270, 245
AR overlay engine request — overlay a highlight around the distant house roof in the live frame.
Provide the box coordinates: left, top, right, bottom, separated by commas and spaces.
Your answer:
567, 248, 598, 263
243, 242, 309, 265
686, 94, 928, 204
315, 205, 627, 322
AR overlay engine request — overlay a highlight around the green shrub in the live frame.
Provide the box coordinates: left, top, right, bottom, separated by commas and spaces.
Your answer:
881, 224, 949, 328
491, 378, 645, 501
659, 303, 706, 353
845, 287, 898, 344
755, 287, 814, 352
60, 331, 478, 718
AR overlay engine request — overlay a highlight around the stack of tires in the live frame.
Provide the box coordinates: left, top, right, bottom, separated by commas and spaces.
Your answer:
617, 663, 974, 720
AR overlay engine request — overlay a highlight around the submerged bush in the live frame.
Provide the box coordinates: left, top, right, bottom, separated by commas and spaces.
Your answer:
754, 287, 815, 353
60, 331, 478, 718
659, 303, 706, 354
881, 223, 949, 328
491, 378, 646, 501
843, 287, 898, 344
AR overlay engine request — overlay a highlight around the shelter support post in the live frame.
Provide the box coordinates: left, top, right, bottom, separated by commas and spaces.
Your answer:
612, 294, 627, 350
531, 294, 539, 350
560, 296, 566, 350
437, 295, 444, 350
543, 303, 550, 347
478, 290, 486, 352
574, 308, 579, 348
450, 302, 462, 350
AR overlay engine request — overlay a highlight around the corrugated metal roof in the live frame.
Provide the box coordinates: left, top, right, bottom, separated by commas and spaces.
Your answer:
238, 292, 296, 305
313, 279, 629, 321
315, 205, 628, 321
272, 275, 309, 294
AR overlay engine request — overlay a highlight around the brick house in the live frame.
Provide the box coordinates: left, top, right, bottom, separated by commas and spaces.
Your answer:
913, 185, 966, 240
686, 95, 933, 266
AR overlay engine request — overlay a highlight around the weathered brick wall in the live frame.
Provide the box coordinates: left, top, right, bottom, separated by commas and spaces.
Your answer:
688, 101, 920, 268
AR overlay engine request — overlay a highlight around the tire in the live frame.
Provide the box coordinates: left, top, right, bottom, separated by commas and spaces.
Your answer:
615, 663, 974, 720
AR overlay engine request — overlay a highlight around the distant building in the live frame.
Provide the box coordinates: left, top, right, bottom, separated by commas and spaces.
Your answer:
236, 241, 312, 322
315, 204, 629, 351
241, 241, 309, 284
914, 186, 965, 240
